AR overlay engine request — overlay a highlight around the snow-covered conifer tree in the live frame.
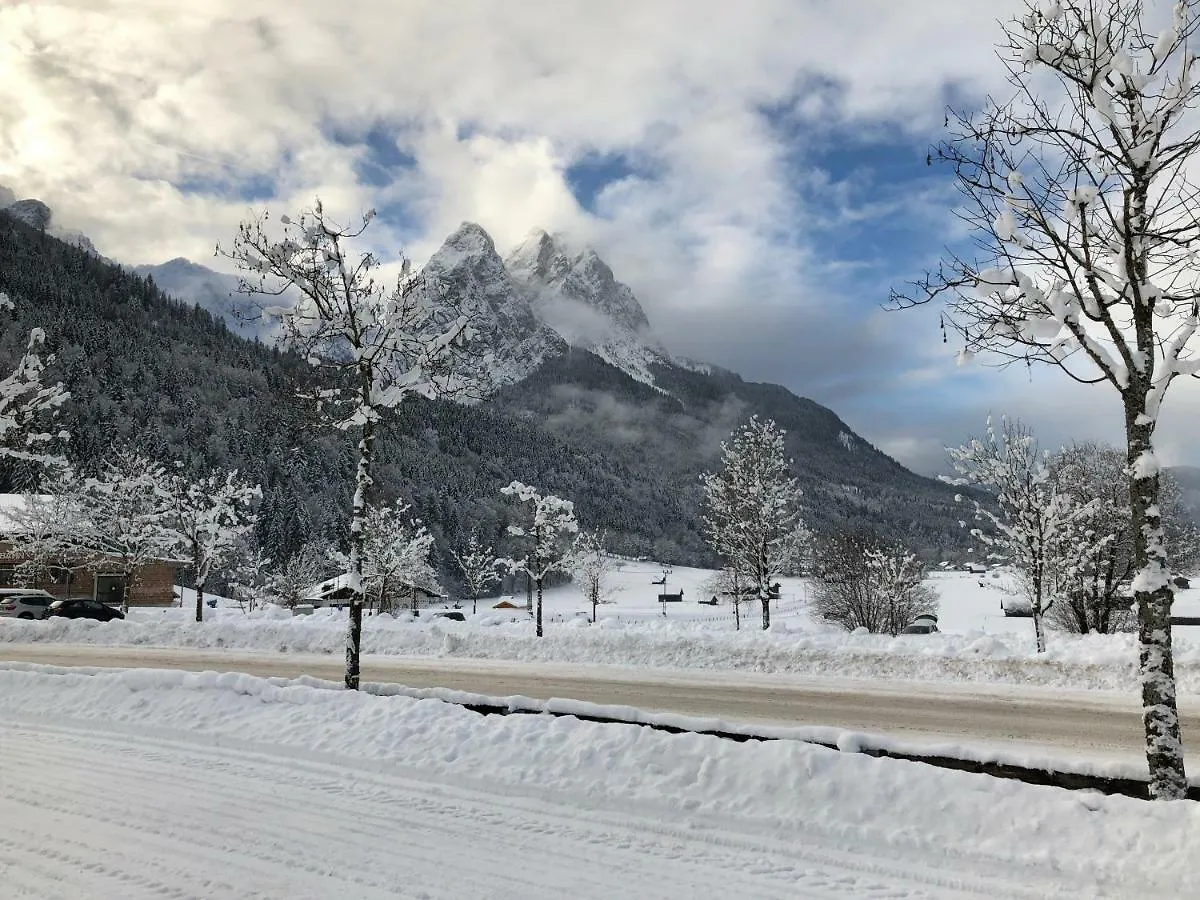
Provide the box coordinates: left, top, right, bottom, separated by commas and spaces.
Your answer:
895, 0, 1200, 798
701, 417, 807, 631
0, 292, 67, 469
498, 481, 578, 637
947, 419, 1099, 654
168, 469, 260, 622
451, 531, 500, 615
222, 201, 481, 689
567, 529, 614, 624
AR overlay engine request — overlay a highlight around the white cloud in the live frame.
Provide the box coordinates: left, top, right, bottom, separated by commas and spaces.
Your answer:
18, 0, 1192, 474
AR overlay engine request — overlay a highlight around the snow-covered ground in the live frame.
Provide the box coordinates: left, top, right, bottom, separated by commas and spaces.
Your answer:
1, 662, 1195, 899
6, 570, 1200, 693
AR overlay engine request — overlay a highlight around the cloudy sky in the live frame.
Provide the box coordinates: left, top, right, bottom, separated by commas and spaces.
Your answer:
3, 0, 1198, 474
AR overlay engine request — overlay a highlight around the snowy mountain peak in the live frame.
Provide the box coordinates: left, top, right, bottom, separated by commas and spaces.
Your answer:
421, 223, 565, 391
504, 229, 663, 386
440, 221, 498, 258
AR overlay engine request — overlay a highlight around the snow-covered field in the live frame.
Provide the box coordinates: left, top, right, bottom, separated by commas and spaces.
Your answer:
7, 570, 1200, 693
1, 662, 1196, 899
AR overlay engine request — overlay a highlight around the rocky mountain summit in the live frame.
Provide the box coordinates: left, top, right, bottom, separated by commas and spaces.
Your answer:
0, 185, 101, 257
135, 219, 670, 389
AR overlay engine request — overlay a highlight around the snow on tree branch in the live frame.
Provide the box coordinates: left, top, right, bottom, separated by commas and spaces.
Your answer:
701, 416, 807, 631
498, 480, 578, 637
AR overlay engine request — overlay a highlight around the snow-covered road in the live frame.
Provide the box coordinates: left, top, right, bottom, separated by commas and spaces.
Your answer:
4, 665, 1186, 899
0, 643, 1182, 763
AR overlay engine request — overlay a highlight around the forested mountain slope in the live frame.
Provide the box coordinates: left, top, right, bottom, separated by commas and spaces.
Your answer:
0, 211, 969, 571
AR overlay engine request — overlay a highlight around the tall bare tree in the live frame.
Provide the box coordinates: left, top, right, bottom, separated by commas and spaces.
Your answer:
168, 469, 260, 622
894, 0, 1200, 799
222, 202, 479, 689
497, 481, 578, 637
947, 418, 1100, 653
451, 531, 500, 615
567, 529, 614, 624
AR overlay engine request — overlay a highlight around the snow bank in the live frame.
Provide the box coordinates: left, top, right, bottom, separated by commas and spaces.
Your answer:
0, 663, 1195, 896
7, 608, 1200, 691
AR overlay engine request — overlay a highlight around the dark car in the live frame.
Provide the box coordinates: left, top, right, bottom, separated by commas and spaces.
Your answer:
901, 613, 940, 635
46, 598, 125, 622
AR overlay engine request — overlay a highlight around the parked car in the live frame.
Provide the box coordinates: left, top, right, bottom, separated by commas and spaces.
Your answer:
46, 598, 125, 622
901, 613, 940, 635
1001, 597, 1033, 618
0, 588, 55, 620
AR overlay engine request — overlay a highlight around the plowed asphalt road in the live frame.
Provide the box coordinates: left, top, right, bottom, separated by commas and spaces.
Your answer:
1, 643, 1191, 760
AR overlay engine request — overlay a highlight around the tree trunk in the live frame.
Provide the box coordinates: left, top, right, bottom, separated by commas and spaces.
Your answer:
195, 582, 205, 624
1126, 405, 1187, 800
1032, 609, 1046, 655
345, 409, 376, 692
760, 595, 770, 631
535, 577, 544, 638
734, 595, 740, 631
473, 593, 478, 616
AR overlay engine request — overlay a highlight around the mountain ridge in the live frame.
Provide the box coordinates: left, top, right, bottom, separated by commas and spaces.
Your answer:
0, 206, 971, 567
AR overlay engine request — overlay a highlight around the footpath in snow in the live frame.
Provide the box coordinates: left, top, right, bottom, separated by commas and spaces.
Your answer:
1, 663, 1197, 899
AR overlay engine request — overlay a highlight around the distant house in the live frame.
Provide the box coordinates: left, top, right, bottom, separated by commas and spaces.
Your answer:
0, 494, 179, 607
305, 572, 445, 612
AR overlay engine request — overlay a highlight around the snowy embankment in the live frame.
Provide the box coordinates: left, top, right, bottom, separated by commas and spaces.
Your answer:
1, 663, 1197, 898
5, 607, 1200, 692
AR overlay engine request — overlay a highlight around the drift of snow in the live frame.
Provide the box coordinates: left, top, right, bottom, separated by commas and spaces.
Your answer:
0, 663, 1196, 898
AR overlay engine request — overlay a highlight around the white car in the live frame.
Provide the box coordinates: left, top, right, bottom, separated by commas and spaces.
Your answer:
0, 588, 55, 620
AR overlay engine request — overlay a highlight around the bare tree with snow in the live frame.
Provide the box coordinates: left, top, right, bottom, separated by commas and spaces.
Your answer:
5, 482, 88, 593
567, 529, 615, 624
168, 469, 260, 622
947, 419, 1099, 655
1050, 443, 1198, 633
894, 0, 1200, 798
498, 481, 579, 637
222, 201, 480, 689
73, 452, 178, 613
263, 539, 340, 610
701, 566, 752, 630
226, 540, 273, 614
451, 531, 500, 615
811, 529, 938, 636
352, 504, 438, 614
701, 417, 807, 631
0, 292, 67, 469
